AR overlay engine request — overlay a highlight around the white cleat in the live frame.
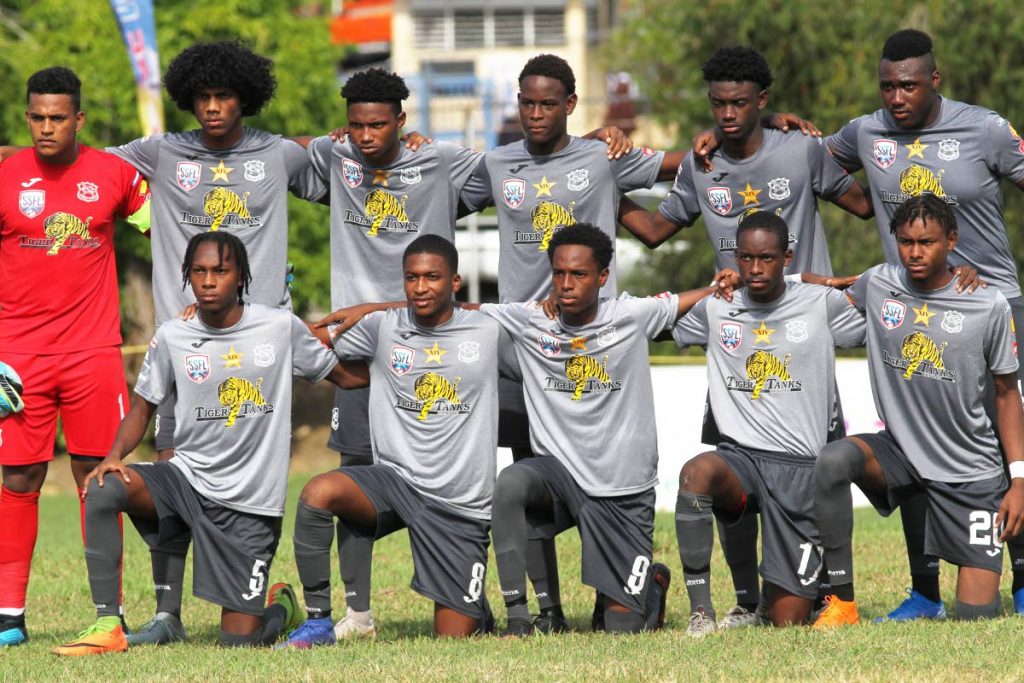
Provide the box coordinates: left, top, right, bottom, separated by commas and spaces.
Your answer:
686, 608, 718, 638
334, 607, 376, 640
717, 605, 765, 629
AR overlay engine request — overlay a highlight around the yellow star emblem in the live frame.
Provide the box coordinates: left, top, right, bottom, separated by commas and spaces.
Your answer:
373, 170, 389, 186
222, 345, 244, 368
912, 303, 936, 326
739, 182, 761, 206
753, 321, 775, 344
571, 337, 587, 351
906, 137, 929, 159
533, 176, 555, 197
209, 160, 233, 183
424, 342, 447, 364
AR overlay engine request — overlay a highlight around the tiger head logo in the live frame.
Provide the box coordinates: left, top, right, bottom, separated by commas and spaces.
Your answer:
363, 189, 408, 237
532, 200, 575, 251
203, 187, 251, 231
564, 353, 609, 401
413, 372, 460, 421
43, 212, 92, 256
745, 350, 791, 400
900, 331, 947, 380
899, 165, 946, 198
217, 376, 265, 427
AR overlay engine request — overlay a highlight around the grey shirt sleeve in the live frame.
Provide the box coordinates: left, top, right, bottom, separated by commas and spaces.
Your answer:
672, 297, 711, 347
824, 287, 866, 348
984, 294, 1019, 375
657, 154, 700, 227
459, 157, 495, 212
332, 311, 385, 361
283, 139, 327, 202
290, 315, 337, 382
134, 329, 174, 404
107, 135, 163, 177
825, 119, 864, 173
808, 136, 855, 201
845, 265, 878, 313
983, 112, 1024, 183
478, 302, 535, 332
437, 141, 485, 191
306, 135, 333, 181
610, 147, 665, 192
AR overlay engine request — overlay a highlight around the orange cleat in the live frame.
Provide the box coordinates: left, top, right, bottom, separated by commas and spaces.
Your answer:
52, 616, 128, 656
812, 595, 859, 629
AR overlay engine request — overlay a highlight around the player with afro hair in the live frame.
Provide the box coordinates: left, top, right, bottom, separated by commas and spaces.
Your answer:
518, 53, 575, 95
164, 40, 276, 117
701, 45, 773, 91
340, 68, 409, 116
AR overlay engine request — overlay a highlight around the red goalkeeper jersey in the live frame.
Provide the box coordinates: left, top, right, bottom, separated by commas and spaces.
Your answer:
0, 145, 149, 353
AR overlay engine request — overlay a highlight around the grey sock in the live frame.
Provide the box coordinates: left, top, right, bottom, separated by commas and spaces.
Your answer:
337, 517, 375, 613
151, 549, 188, 619
527, 539, 561, 611
676, 490, 715, 619
84, 478, 128, 618
814, 439, 865, 593
955, 597, 1000, 620
294, 501, 338, 617
717, 514, 760, 606
492, 464, 550, 621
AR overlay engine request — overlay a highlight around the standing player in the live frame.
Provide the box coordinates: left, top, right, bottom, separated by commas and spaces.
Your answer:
52, 232, 365, 654
105, 40, 327, 644
282, 235, 509, 646
459, 54, 682, 630
479, 224, 736, 635
823, 29, 1024, 620
813, 195, 1024, 626
671, 212, 864, 636
0, 67, 149, 647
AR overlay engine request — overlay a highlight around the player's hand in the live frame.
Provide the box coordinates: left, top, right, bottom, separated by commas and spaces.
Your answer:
313, 304, 375, 335
540, 291, 560, 319
764, 112, 822, 137
997, 478, 1024, 541
401, 131, 433, 150
952, 265, 987, 293
328, 126, 349, 142
803, 273, 860, 289
177, 303, 198, 320
692, 128, 719, 172
84, 455, 131, 491
599, 126, 634, 160
711, 268, 740, 301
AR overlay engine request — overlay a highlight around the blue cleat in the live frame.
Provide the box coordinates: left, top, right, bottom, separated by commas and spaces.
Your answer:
873, 589, 945, 623
0, 615, 28, 646
1014, 588, 1024, 615
275, 618, 337, 649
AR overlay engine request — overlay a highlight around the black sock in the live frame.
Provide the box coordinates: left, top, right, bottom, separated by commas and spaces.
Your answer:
675, 490, 715, 619
493, 465, 551, 622
911, 574, 941, 603
814, 440, 865, 599
337, 518, 375, 613
84, 478, 128, 618
294, 501, 337, 618
832, 583, 855, 601
539, 604, 564, 619
717, 514, 760, 608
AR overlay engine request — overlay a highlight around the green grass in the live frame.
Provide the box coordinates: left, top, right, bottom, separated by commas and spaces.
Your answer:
7, 466, 1024, 682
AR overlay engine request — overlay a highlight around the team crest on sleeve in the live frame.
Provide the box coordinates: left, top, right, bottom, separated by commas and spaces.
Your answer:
537, 333, 561, 357
937, 139, 960, 162
243, 160, 266, 182
767, 177, 791, 201
785, 320, 808, 343
706, 187, 732, 215
184, 354, 211, 383
18, 190, 44, 218
940, 310, 964, 334
254, 344, 276, 367
176, 161, 201, 191
342, 157, 363, 188
502, 178, 526, 209
880, 299, 907, 329
457, 341, 480, 363
641, 146, 656, 156
567, 169, 590, 191
400, 167, 422, 185
76, 181, 99, 203
719, 322, 742, 352
872, 139, 897, 169
390, 345, 415, 376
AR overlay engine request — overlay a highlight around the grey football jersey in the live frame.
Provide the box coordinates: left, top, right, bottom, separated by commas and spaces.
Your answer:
660, 129, 853, 275
307, 138, 482, 308
135, 304, 336, 515
481, 295, 678, 496
827, 98, 1024, 297
110, 128, 326, 322
673, 283, 865, 456
461, 137, 664, 302
333, 306, 505, 519
847, 263, 1018, 481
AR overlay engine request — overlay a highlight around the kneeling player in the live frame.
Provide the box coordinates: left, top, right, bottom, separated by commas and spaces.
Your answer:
282, 235, 508, 645
814, 195, 1024, 626
53, 233, 366, 655
672, 213, 865, 635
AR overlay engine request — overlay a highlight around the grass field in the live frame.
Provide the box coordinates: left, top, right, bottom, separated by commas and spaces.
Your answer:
5, 458, 1024, 682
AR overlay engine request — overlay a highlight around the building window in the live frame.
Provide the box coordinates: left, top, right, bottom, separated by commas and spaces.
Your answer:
493, 9, 525, 47
413, 10, 446, 50
453, 9, 485, 49
410, 7, 566, 51
533, 8, 565, 46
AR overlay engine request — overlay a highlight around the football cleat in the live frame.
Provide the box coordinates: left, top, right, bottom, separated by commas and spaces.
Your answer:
333, 607, 376, 640
126, 612, 187, 645
718, 604, 765, 629
500, 616, 535, 637
644, 563, 672, 630
533, 609, 568, 634
873, 589, 945, 623
0, 615, 27, 647
686, 608, 718, 638
1014, 588, 1024, 615
52, 616, 128, 656
267, 583, 302, 634
812, 595, 859, 629
275, 618, 336, 649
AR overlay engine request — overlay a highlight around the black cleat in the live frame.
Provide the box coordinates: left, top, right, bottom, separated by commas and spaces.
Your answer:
533, 609, 568, 634
500, 617, 535, 637
591, 592, 605, 632
644, 563, 672, 630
